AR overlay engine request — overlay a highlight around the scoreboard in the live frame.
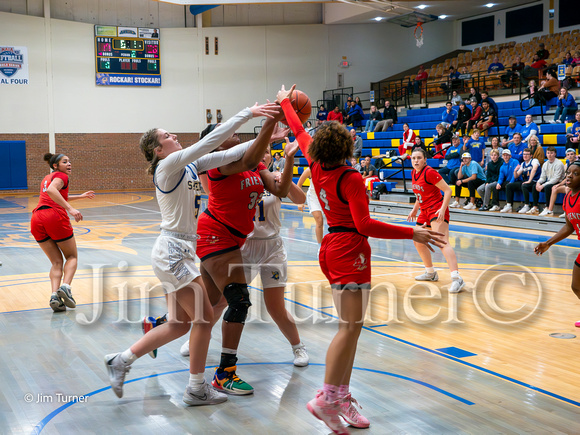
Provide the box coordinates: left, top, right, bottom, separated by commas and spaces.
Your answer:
94, 25, 161, 87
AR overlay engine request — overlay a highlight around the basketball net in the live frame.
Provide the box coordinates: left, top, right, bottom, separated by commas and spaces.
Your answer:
414, 22, 424, 48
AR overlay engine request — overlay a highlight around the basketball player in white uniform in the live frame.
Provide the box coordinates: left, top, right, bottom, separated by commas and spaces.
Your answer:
298, 166, 325, 246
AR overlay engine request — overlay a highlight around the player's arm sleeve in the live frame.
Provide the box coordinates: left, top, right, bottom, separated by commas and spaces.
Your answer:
342, 172, 414, 239
162, 108, 253, 174
195, 140, 254, 173
280, 98, 312, 165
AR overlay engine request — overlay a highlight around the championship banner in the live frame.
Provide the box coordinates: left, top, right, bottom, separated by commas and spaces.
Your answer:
0, 46, 29, 85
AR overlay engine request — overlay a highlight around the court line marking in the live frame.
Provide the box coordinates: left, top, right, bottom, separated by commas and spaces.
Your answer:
30, 362, 473, 435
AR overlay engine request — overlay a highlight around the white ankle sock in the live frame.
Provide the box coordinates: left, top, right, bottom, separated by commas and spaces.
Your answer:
121, 348, 137, 364
426, 267, 435, 274
451, 270, 460, 280
189, 373, 205, 389
291, 342, 304, 351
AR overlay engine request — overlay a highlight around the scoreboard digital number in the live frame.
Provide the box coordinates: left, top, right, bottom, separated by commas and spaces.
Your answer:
95, 25, 161, 87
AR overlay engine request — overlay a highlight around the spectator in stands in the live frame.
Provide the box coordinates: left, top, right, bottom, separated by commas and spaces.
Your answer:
399, 123, 416, 159
440, 66, 460, 94
537, 146, 567, 216
546, 148, 578, 217
466, 99, 482, 136
508, 132, 526, 163
351, 128, 363, 159
477, 100, 496, 137
528, 134, 545, 165
327, 106, 343, 124
573, 51, 580, 67
453, 152, 486, 210
458, 67, 472, 90
516, 148, 542, 214
345, 100, 364, 128
364, 105, 382, 132
374, 100, 397, 132
502, 116, 523, 147
354, 96, 363, 109
464, 129, 486, 167
466, 87, 482, 105
454, 101, 471, 136
486, 136, 503, 162
451, 90, 463, 107
344, 96, 353, 112
432, 123, 453, 158
412, 136, 428, 155
497, 149, 521, 213
272, 152, 285, 173
525, 54, 547, 80
566, 110, 580, 147
537, 70, 559, 103
480, 91, 499, 116
526, 79, 538, 106
487, 56, 505, 73
501, 56, 525, 87
478, 149, 503, 211
350, 157, 361, 172
410, 65, 429, 95
551, 87, 578, 124
564, 52, 574, 66
441, 102, 458, 129
439, 136, 463, 186
360, 156, 379, 190
536, 43, 550, 61
316, 105, 328, 126
521, 114, 539, 145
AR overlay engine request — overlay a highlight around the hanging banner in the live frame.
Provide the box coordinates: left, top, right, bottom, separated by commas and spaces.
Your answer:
0, 46, 29, 85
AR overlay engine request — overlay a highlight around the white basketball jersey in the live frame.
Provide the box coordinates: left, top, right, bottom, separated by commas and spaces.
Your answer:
248, 190, 281, 239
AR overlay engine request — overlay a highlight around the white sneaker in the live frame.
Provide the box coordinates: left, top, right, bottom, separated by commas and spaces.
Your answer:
183, 381, 228, 406
518, 204, 531, 214
489, 205, 500, 211
104, 353, 131, 398
539, 208, 553, 216
449, 278, 465, 294
449, 200, 460, 208
180, 340, 190, 357
500, 204, 512, 213
526, 206, 539, 214
293, 346, 309, 367
556, 120, 562, 123
549, 120, 556, 124
463, 203, 476, 210
560, 212, 566, 218
415, 271, 439, 281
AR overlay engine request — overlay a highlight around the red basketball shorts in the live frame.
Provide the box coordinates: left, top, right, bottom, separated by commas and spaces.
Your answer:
417, 206, 450, 227
319, 231, 371, 288
196, 212, 247, 262
30, 207, 73, 243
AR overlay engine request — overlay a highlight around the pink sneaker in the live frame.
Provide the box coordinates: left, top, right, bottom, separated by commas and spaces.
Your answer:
340, 393, 370, 428
575, 321, 580, 327
306, 390, 350, 435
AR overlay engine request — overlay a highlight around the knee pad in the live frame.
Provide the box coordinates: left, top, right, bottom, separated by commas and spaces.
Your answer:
223, 283, 251, 324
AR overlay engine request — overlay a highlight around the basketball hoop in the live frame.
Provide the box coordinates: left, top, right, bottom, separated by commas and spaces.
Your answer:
414, 22, 424, 48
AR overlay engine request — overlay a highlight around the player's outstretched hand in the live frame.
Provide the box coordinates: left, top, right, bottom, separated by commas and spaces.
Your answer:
534, 242, 550, 255
276, 84, 296, 104
407, 211, 417, 222
82, 191, 95, 200
412, 226, 445, 252
70, 208, 83, 222
250, 102, 280, 119
270, 123, 290, 143
283, 137, 300, 159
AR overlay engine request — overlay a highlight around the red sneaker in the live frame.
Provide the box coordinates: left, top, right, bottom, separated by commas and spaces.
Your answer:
306, 390, 349, 434
340, 393, 370, 428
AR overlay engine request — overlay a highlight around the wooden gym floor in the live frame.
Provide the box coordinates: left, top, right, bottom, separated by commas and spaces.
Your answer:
0, 191, 579, 434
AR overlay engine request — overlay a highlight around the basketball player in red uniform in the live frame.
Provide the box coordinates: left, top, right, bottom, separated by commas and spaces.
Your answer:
30, 153, 95, 311
277, 85, 444, 434
535, 161, 580, 327
408, 148, 465, 293
195, 111, 299, 395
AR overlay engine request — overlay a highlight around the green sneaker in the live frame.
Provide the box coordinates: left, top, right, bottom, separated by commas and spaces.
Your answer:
211, 365, 254, 395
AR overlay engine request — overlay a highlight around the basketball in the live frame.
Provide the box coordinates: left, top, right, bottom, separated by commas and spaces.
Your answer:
281, 90, 312, 125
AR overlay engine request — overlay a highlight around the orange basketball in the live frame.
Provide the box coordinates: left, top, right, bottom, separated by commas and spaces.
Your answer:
281, 90, 312, 125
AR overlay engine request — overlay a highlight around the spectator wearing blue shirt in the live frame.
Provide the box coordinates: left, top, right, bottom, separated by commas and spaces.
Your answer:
477, 148, 504, 211
464, 129, 486, 166
440, 67, 461, 94
520, 114, 539, 144
496, 149, 520, 212
345, 101, 364, 128
439, 136, 463, 185
566, 110, 580, 148
441, 101, 458, 130
501, 116, 523, 147
551, 88, 577, 123
451, 152, 486, 210
487, 57, 505, 73
316, 105, 328, 126
508, 132, 526, 162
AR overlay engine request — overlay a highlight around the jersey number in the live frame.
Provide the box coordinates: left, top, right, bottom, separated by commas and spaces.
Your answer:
248, 191, 264, 210
194, 195, 201, 218
253, 200, 265, 222
415, 193, 423, 204
319, 188, 331, 211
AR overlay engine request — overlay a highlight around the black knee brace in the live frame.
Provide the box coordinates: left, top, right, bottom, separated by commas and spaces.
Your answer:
223, 283, 251, 323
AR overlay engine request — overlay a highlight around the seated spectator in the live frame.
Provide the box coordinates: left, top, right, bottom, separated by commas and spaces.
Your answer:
523, 54, 547, 80
537, 146, 567, 216
410, 65, 429, 95
465, 87, 482, 105
480, 91, 499, 116
501, 56, 525, 87
478, 149, 504, 211
550, 87, 577, 123
566, 110, 580, 147
451, 90, 463, 106
464, 129, 486, 167
374, 100, 397, 132
354, 96, 363, 109
526, 79, 538, 106
305, 121, 315, 137
440, 66, 461, 94
345, 101, 364, 127
344, 96, 353, 112
350, 157, 361, 172
316, 105, 328, 126
486, 136, 503, 161
412, 136, 428, 155
528, 134, 545, 165
398, 123, 416, 158
487, 56, 505, 73
514, 148, 542, 214
537, 70, 559, 103
502, 116, 523, 147
458, 67, 472, 89
496, 149, 520, 212
521, 114, 539, 145
536, 42, 550, 61
439, 135, 463, 185
351, 128, 363, 159
365, 105, 382, 132
451, 152, 486, 210
327, 106, 343, 124
360, 156, 379, 190
441, 102, 458, 129
271, 152, 285, 172
508, 132, 526, 163
432, 123, 453, 159
573, 51, 580, 66
454, 101, 472, 136
477, 100, 496, 137
564, 51, 574, 66
545, 148, 578, 217
466, 99, 482, 134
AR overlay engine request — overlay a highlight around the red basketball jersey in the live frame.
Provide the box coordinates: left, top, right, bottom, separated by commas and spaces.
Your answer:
412, 165, 443, 211
33, 172, 69, 213
206, 162, 267, 236
563, 190, 580, 239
